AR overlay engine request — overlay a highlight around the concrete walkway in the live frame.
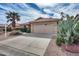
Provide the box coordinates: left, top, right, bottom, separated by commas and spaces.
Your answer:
0, 35, 51, 56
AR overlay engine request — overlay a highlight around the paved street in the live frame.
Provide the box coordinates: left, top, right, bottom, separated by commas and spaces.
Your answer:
0, 35, 51, 56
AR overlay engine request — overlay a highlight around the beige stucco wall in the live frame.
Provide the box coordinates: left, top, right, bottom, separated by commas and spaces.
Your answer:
31, 21, 58, 34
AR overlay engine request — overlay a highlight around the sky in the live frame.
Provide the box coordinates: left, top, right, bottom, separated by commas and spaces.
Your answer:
0, 3, 79, 24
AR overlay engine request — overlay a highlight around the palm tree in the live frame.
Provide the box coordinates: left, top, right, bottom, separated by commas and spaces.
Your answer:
6, 11, 20, 30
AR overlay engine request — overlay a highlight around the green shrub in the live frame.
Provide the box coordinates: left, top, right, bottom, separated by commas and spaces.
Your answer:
27, 29, 31, 33
56, 34, 63, 46
56, 13, 79, 46
20, 28, 27, 32
20, 27, 31, 33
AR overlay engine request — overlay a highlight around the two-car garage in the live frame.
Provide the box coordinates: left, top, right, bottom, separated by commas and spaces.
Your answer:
31, 18, 59, 34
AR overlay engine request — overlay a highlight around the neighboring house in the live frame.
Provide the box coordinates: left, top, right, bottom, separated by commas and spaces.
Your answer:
8, 22, 31, 30
31, 17, 61, 34
20, 22, 31, 30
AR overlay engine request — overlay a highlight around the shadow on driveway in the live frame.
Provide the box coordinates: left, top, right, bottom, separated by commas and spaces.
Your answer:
22, 33, 52, 38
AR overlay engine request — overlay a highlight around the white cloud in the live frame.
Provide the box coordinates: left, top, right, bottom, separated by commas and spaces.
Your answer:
36, 3, 57, 8
0, 3, 79, 24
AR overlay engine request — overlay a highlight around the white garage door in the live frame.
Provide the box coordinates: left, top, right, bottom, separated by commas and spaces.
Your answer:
32, 23, 57, 34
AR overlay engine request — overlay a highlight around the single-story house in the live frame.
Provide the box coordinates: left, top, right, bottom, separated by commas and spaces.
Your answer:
8, 23, 23, 30
31, 17, 61, 34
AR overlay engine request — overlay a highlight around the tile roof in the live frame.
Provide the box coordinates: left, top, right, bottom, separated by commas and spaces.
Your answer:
31, 17, 61, 23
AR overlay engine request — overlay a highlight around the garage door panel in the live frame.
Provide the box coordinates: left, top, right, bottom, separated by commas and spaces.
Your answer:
33, 24, 44, 33
32, 23, 57, 34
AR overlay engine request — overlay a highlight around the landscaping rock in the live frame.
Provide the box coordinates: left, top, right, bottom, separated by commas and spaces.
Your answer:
61, 43, 79, 53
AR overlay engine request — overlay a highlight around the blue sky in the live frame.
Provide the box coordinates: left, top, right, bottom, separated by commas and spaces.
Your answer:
0, 3, 79, 24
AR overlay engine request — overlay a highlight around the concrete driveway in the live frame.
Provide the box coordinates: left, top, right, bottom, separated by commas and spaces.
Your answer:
22, 33, 52, 38
0, 33, 51, 56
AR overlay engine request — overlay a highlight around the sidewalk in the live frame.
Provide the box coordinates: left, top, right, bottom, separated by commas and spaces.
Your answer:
0, 32, 18, 41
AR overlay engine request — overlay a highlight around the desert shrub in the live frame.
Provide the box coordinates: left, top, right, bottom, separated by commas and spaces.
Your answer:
27, 29, 31, 33
20, 28, 27, 32
56, 13, 79, 46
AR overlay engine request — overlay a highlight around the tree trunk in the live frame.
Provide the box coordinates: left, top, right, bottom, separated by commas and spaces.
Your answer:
12, 21, 16, 30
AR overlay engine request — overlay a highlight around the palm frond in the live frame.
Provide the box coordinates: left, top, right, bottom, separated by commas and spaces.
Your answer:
5, 11, 20, 28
